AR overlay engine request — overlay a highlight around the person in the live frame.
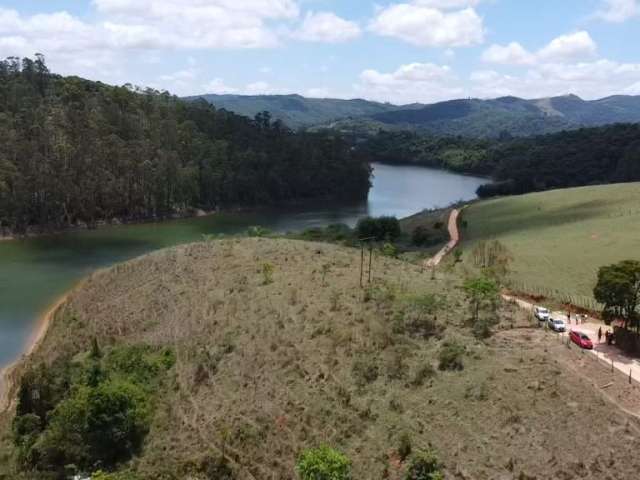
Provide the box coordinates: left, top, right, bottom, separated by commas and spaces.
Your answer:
598, 327, 602, 343
567, 312, 571, 325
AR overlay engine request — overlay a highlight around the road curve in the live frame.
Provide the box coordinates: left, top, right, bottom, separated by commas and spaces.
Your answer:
425, 208, 461, 268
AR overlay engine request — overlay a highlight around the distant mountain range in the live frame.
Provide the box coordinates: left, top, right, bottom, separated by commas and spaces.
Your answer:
187, 93, 640, 137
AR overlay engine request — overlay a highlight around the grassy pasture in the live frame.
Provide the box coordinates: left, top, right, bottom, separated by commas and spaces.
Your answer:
462, 182, 640, 307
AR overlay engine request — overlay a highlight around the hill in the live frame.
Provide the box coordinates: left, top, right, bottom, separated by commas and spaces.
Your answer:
184, 94, 408, 129
0, 56, 370, 235
3, 238, 640, 479
367, 94, 640, 137
190, 92, 640, 137
462, 182, 640, 309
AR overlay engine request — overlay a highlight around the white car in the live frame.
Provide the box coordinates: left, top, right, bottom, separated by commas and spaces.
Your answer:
548, 317, 566, 332
534, 306, 550, 322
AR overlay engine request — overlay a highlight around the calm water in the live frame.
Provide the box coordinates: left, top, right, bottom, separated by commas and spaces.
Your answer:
0, 163, 487, 367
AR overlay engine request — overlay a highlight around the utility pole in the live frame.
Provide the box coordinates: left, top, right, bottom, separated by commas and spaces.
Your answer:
359, 237, 375, 288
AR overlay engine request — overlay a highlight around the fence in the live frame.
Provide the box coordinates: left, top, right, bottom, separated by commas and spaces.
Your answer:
505, 278, 604, 312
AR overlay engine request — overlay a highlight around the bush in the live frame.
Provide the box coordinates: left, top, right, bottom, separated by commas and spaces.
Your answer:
411, 226, 431, 246
405, 450, 444, 480
351, 356, 379, 387
438, 340, 465, 371
381, 243, 398, 258
297, 446, 351, 480
398, 433, 412, 461
410, 364, 436, 387
247, 226, 271, 237
356, 216, 401, 241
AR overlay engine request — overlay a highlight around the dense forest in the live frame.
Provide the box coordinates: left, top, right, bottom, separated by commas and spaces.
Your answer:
0, 56, 371, 234
357, 131, 496, 175
478, 123, 640, 197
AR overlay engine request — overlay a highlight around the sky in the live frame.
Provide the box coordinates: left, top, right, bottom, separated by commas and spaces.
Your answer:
1, 0, 640, 104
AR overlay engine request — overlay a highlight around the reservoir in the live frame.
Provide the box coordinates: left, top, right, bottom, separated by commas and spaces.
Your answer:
0, 163, 487, 367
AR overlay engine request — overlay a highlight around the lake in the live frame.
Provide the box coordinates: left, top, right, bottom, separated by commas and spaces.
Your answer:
0, 163, 487, 367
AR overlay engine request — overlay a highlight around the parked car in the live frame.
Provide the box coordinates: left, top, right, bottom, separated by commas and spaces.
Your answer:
534, 306, 550, 322
570, 330, 594, 350
548, 317, 566, 332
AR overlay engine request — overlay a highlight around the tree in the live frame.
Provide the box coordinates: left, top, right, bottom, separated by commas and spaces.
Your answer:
463, 276, 499, 323
594, 260, 640, 332
296, 446, 351, 480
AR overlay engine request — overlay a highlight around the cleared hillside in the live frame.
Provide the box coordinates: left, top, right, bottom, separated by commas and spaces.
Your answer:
3, 238, 640, 479
462, 183, 640, 307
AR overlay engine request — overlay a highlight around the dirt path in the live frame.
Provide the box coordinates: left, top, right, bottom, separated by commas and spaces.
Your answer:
425, 208, 461, 268
503, 293, 640, 384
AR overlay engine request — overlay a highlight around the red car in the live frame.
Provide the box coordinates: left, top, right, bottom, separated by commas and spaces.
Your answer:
569, 330, 593, 350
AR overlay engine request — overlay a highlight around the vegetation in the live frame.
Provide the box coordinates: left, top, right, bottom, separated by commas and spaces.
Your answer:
4, 239, 640, 478
296, 446, 351, 480
188, 93, 403, 129
0, 56, 370, 234
358, 131, 495, 175
478, 123, 640, 198
355, 216, 401, 241
12, 345, 174, 478
462, 182, 640, 309
594, 260, 640, 331
404, 450, 444, 480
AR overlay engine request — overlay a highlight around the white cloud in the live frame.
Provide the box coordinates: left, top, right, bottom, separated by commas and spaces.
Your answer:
471, 59, 640, 99
483, 31, 597, 66
356, 62, 464, 103
202, 78, 239, 95
369, 2, 484, 47
482, 42, 534, 65
537, 31, 597, 62
593, 0, 640, 22
294, 11, 361, 43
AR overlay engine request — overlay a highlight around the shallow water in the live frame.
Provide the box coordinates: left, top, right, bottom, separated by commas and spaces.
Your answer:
0, 163, 487, 367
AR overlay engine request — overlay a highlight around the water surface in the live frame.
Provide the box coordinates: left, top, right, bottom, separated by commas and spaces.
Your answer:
0, 163, 487, 366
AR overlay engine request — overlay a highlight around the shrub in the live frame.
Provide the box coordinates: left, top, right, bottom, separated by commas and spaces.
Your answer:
438, 340, 465, 371
261, 263, 274, 285
297, 446, 351, 480
247, 226, 271, 237
381, 242, 398, 258
410, 364, 436, 387
398, 433, 412, 461
351, 356, 379, 387
405, 450, 444, 480
411, 226, 431, 246
356, 216, 401, 241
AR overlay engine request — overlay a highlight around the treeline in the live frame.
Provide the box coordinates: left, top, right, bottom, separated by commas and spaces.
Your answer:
0, 56, 371, 233
357, 131, 496, 175
478, 124, 640, 197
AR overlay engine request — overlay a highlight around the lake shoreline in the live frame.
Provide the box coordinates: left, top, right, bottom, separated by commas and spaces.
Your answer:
0, 291, 72, 412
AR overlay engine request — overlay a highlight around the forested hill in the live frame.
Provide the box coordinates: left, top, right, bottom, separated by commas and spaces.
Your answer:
477, 123, 640, 197
184, 93, 407, 129
0, 56, 371, 234
191, 91, 640, 137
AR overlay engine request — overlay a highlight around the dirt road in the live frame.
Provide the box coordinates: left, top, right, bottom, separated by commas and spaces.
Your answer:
503, 293, 640, 384
425, 208, 461, 268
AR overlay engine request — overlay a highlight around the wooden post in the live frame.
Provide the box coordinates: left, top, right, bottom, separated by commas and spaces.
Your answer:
368, 243, 373, 284
360, 245, 364, 288
630, 368, 633, 384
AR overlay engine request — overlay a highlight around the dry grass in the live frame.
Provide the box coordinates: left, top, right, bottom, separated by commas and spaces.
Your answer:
2, 238, 640, 479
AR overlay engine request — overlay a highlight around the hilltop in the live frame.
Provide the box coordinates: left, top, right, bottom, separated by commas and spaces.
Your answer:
2, 238, 640, 479
189, 92, 640, 137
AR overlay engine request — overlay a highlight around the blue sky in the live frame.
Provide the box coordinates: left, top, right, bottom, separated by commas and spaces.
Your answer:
1, 0, 639, 103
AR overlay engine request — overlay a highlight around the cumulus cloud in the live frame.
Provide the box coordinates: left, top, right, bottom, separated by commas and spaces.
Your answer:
294, 11, 361, 43
592, 0, 640, 22
369, 2, 484, 47
482, 31, 597, 65
471, 59, 640, 99
356, 62, 464, 103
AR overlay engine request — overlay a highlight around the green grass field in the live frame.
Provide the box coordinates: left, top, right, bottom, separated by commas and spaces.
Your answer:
462, 183, 640, 308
